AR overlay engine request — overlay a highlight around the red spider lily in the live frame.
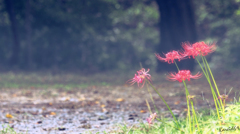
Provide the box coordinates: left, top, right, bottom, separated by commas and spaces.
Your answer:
181, 41, 216, 58
167, 70, 202, 82
137, 68, 151, 82
181, 42, 198, 58
127, 74, 144, 87
127, 68, 151, 88
155, 50, 185, 64
218, 94, 228, 100
147, 113, 157, 125
192, 41, 216, 56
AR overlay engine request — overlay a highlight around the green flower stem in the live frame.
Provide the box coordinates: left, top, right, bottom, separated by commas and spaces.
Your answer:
145, 99, 152, 114
196, 58, 221, 120
174, 60, 192, 133
146, 84, 160, 114
146, 80, 180, 129
192, 105, 196, 132
200, 57, 222, 110
190, 100, 200, 131
203, 57, 220, 96
203, 57, 223, 104
203, 56, 225, 119
182, 80, 192, 134
174, 60, 194, 132
174, 61, 180, 71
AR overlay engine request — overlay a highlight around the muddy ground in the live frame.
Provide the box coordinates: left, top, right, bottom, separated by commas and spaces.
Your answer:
0, 70, 239, 133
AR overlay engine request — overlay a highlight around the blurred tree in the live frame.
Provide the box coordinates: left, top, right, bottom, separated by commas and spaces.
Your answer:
155, 0, 197, 72
25, 0, 32, 68
0, 0, 160, 72
4, 0, 20, 65
2, 0, 223, 72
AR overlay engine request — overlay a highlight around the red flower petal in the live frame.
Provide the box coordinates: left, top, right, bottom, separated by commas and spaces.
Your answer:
167, 70, 202, 83
127, 68, 151, 88
155, 50, 185, 64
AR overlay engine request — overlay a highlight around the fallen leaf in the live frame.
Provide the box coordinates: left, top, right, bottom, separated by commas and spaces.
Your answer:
48, 102, 53, 106
95, 101, 100, 104
60, 97, 70, 101
116, 98, 124, 102
12, 94, 17, 97
102, 108, 107, 112
65, 97, 70, 101
42, 107, 46, 110
184, 109, 188, 111
174, 101, 180, 105
78, 96, 86, 101
50, 112, 56, 116
140, 110, 147, 113
101, 104, 105, 108
6, 113, 13, 118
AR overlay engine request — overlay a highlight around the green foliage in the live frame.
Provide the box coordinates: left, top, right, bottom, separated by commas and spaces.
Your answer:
194, 0, 240, 69
0, 0, 159, 71
116, 102, 240, 134
1, 0, 239, 71
1, 125, 19, 134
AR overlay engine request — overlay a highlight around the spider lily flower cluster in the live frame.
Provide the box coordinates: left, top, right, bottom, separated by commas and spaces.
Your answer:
127, 68, 151, 88
126, 41, 228, 132
181, 42, 216, 58
129, 41, 214, 87
155, 41, 216, 63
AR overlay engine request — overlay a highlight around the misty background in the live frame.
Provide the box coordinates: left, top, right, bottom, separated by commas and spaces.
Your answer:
0, 0, 239, 73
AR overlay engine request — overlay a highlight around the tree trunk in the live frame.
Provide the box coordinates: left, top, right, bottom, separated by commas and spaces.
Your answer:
25, 0, 33, 68
4, 0, 20, 65
155, 0, 197, 72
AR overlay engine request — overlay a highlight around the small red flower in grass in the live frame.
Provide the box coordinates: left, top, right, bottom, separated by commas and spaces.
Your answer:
127, 68, 151, 88
181, 41, 216, 58
167, 70, 202, 82
218, 94, 228, 100
147, 113, 157, 125
155, 50, 185, 64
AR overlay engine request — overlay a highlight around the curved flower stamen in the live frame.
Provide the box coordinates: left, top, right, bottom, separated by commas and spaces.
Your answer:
181, 41, 216, 58
155, 50, 185, 64
167, 70, 202, 83
127, 68, 151, 88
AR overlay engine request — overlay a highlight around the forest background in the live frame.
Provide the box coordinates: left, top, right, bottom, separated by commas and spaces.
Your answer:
0, 0, 239, 73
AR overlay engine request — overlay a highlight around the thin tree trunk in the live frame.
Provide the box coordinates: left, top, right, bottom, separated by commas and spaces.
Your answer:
155, 0, 197, 72
25, 0, 33, 68
4, 0, 20, 65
